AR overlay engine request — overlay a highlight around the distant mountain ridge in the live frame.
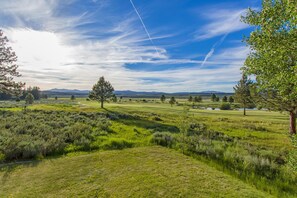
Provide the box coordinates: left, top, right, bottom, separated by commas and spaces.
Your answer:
43, 89, 231, 97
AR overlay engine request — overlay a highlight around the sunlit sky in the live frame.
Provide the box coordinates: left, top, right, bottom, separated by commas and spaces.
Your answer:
0, 0, 260, 92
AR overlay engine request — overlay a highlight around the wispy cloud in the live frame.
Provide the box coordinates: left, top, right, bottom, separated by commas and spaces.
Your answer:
129, 0, 159, 56
195, 6, 248, 40
201, 33, 228, 67
0, 0, 251, 92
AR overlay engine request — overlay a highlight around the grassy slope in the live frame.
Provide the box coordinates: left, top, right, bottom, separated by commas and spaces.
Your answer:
0, 146, 271, 198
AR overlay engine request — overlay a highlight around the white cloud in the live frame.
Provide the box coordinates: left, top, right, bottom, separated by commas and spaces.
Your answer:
1, 1, 249, 92
195, 7, 249, 40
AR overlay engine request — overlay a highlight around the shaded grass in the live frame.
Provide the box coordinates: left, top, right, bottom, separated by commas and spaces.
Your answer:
0, 146, 271, 198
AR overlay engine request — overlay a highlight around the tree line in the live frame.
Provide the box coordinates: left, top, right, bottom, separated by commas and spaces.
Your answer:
0, 0, 296, 134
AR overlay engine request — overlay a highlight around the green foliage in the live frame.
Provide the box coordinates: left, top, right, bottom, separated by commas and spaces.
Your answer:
169, 97, 176, 107
194, 96, 202, 103
228, 96, 234, 103
160, 94, 166, 103
188, 95, 193, 102
25, 93, 34, 104
220, 103, 231, 110
288, 135, 297, 173
0, 110, 111, 160
211, 94, 216, 102
242, 0, 297, 133
150, 132, 175, 147
89, 76, 114, 108
70, 95, 75, 100
222, 96, 228, 102
0, 30, 24, 95
234, 75, 253, 115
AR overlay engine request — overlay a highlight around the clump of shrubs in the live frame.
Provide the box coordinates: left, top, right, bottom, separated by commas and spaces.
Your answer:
150, 132, 175, 147
220, 103, 231, 110
0, 110, 111, 161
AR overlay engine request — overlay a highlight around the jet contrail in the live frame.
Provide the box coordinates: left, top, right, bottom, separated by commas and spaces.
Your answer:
129, 0, 159, 56
201, 33, 228, 67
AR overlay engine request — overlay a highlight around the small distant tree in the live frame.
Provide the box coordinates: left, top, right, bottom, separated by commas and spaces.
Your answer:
234, 74, 253, 116
211, 94, 216, 102
111, 94, 117, 103
31, 86, 41, 100
194, 96, 202, 103
215, 97, 220, 102
25, 93, 34, 104
71, 95, 75, 100
228, 96, 234, 103
160, 95, 166, 103
89, 76, 114, 108
188, 96, 193, 102
169, 97, 176, 107
55, 96, 58, 100
222, 96, 228, 102
0, 30, 24, 95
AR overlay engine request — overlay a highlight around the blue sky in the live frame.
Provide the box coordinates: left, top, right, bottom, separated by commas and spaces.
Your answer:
0, 0, 260, 92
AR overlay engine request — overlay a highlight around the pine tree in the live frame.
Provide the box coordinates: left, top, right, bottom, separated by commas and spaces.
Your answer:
160, 95, 166, 103
89, 76, 114, 108
0, 30, 24, 95
234, 74, 253, 116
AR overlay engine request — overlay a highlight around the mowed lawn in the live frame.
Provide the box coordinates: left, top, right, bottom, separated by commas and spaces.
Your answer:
0, 146, 271, 198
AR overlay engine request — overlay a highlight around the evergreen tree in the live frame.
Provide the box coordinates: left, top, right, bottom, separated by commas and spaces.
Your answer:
160, 95, 166, 103
0, 30, 24, 95
188, 96, 193, 102
234, 74, 253, 116
222, 96, 228, 102
211, 94, 216, 102
25, 93, 34, 104
169, 97, 176, 107
228, 96, 234, 103
89, 76, 114, 108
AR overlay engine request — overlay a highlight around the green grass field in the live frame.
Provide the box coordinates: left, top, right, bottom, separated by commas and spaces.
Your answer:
0, 98, 296, 197
0, 146, 271, 198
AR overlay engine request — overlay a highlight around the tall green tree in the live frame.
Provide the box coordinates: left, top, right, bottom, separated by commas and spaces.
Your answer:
194, 96, 202, 103
228, 96, 234, 103
89, 76, 114, 108
188, 95, 193, 102
222, 96, 228, 102
160, 94, 166, 103
0, 30, 24, 95
211, 94, 216, 102
25, 93, 34, 104
234, 74, 253, 116
169, 97, 176, 107
71, 95, 75, 100
242, 0, 297, 134
31, 86, 41, 100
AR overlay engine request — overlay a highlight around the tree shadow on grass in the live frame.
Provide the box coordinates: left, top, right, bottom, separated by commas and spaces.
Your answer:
0, 159, 41, 185
103, 109, 179, 133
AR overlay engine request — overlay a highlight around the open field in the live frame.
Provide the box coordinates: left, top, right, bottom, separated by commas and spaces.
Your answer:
0, 146, 272, 197
0, 98, 296, 197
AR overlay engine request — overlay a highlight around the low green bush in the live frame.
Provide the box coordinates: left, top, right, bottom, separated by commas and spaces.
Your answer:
0, 110, 111, 161
150, 132, 175, 147
220, 103, 231, 110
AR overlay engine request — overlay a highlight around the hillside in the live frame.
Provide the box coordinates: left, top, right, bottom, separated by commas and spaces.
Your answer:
0, 147, 271, 197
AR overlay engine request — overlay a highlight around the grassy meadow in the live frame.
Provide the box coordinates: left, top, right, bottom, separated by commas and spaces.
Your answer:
0, 98, 296, 197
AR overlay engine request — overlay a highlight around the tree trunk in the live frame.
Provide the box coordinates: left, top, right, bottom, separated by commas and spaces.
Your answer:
101, 99, 104, 108
289, 112, 296, 134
